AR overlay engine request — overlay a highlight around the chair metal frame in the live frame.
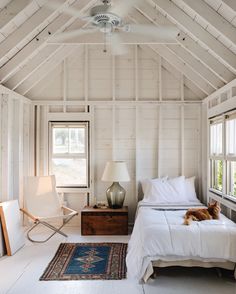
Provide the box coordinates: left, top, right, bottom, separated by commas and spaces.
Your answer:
21, 205, 78, 243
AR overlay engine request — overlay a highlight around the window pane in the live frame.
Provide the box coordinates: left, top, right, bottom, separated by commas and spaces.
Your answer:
53, 128, 69, 154
52, 158, 87, 186
69, 128, 85, 153
226, 119, 236, 156
228, 161, 236, 197
210, 123, 222, 155
211, 160, 223, 191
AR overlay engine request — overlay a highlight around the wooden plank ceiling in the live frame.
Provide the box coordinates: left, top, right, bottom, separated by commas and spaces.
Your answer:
0, 0, 235, 99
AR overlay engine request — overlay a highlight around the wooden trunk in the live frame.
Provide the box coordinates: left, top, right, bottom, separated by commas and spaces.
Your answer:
81, 206, 128, 235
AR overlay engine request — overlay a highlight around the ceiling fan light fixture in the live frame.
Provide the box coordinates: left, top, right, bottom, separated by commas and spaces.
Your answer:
99, 22, 113, 34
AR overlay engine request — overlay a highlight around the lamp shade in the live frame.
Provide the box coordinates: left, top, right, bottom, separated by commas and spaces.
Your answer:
101, 161, 130, 182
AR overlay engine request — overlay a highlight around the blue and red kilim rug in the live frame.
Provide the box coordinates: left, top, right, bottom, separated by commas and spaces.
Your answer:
40, 243, 127, 280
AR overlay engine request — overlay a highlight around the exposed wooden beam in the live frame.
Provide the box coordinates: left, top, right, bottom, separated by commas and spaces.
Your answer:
134, 3, 233, 84
4, 45, 60, 90
128, 10, 214, 95
141, 45, 214, 95
181, 0, 236, 45
150, 0, 236, 71
176, 32, 234, 84
15, 46, 76, 96
0, 0, 68, 67
0, 0, 29, 30
0, 0, 96, 83
167, 45, 224, 89
221, 0, 236, 12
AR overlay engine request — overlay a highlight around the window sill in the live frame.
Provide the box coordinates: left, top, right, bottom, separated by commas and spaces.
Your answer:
208, 189, 236, 204
56, 187, 91, 193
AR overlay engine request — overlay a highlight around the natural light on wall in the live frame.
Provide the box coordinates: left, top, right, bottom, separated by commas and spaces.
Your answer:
49, 122, 89, 187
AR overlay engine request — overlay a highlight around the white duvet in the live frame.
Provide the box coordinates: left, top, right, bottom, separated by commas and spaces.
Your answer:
126, 203, 236, 281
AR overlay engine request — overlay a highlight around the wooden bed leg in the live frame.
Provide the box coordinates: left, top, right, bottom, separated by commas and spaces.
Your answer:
234, 267, 236, 281
150, 268, 158, 279
216, 268, 222, 278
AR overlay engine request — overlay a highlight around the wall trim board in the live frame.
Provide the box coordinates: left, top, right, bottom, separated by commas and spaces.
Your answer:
32, 100, 202, 106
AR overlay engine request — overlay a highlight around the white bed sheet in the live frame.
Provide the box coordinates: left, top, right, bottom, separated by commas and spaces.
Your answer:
126, 201, 236, 281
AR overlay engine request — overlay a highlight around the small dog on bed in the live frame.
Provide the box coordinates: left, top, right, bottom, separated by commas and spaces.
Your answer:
183, 201, 221, 225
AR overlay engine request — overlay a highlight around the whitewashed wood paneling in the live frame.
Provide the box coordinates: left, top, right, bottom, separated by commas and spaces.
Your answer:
0, 89, 32, 204
28, 46, 202, 101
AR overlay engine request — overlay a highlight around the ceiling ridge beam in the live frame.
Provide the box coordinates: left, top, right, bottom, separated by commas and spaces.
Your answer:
136, 2, 234, 84
150, 0, 236, 72
0, 0, 96, 84
15, 46, 76, 96
181, 0, 236, 46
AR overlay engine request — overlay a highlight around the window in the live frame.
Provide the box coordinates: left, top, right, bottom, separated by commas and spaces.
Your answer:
209, 113, 236, 201
49, 122, 89, 187
211, 159, 223, 192
209, 121, 223, 192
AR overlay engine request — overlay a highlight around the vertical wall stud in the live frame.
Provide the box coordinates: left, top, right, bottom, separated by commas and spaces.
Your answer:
43, 105, 49, 175
17, 101, 24, 207
158, 56, 162, 102
90, 105, 95, 205
180, 74, 185, 176
0, 95, 2, 201
84, 44, 89, 112
135, 45, 139, 101
157, 105, 162, 177
135, 45, 139, 201
1, 95, 12, 201
112, 54, 116, 160
63, 58, 67, 113
29, 104, 35, 176
36, 105, 40, 176
158, 55, 163, 177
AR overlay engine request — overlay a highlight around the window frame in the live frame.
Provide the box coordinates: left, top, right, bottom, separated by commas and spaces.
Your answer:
209, 111, 236, 203
49, 121, 90, 189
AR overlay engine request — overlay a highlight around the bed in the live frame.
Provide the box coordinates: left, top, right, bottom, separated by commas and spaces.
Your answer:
126, 177, 236, 282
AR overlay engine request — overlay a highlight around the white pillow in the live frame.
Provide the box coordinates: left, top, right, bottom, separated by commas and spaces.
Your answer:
141, 176, 167, 196
185, 176, 198, 202
142, 176, 188, 203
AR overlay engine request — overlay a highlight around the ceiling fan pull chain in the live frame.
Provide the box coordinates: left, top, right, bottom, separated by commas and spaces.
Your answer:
103, 24, 107, 53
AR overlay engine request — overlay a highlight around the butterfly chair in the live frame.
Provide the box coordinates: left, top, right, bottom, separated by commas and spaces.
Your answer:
21, 175, 78, 243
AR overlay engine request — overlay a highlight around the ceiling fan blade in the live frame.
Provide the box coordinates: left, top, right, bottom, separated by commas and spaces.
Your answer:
111, 0, 142, 17
108, 33, 128, 55
47, 28, 98, 42
127, 25, 179, 40
45, 0, 91, 21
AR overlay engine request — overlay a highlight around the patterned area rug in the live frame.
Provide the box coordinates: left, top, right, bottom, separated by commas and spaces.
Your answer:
40, 243, 127, 280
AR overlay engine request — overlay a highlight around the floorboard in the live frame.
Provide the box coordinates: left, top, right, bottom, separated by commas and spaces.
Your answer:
0, 227, 235, 294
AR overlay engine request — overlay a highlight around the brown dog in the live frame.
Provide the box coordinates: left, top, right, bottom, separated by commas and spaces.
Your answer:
183, 201, 221, 225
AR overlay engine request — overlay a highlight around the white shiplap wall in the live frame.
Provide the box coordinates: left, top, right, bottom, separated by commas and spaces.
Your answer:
0, 85, 32, 255
29, 45, 202, 223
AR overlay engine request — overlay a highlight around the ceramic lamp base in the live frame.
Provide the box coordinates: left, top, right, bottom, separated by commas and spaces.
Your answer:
106, 182, 125, 209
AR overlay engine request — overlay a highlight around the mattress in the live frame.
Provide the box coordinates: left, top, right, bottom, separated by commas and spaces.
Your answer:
126, 201, 236, 281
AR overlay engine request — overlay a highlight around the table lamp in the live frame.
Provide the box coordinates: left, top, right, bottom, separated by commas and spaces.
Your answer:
101, 161, 130, 209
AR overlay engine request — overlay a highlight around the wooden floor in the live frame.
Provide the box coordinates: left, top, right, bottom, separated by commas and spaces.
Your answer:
0, 227, 235, 294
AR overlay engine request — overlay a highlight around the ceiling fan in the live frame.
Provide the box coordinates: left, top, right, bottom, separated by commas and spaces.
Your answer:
46, 0, 179, 55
